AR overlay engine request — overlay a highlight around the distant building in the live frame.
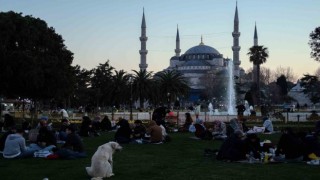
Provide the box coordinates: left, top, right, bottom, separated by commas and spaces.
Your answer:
165, 4, 243, 101
288, 80, 311, 106
139, 3, 250, 102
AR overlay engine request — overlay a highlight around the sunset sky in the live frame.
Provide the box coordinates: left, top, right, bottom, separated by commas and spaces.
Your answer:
1, 0, 320, 80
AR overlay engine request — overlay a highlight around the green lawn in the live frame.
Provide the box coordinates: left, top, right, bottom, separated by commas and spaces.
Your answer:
0, 132, 319, 180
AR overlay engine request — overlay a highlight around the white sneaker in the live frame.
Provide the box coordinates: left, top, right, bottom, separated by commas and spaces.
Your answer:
307, 159, 320, 165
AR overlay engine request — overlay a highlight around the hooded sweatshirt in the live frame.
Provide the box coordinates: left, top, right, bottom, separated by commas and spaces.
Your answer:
3, 133, 27, 158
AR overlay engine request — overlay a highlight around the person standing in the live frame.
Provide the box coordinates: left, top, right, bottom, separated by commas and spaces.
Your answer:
58, 107, 69, 119
236, 104, 246, 116
195, 104, 201, 116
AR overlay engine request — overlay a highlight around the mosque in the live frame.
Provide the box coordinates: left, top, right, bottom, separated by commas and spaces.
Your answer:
138, 3, 257, 102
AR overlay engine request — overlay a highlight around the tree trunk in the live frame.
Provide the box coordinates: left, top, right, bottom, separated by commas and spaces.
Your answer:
257, 64, 261, 106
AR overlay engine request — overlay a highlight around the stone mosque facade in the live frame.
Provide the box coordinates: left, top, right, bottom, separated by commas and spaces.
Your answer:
139, 4, 249, 101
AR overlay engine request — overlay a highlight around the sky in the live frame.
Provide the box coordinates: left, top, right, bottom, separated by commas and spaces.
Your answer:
1, 0, 320, 80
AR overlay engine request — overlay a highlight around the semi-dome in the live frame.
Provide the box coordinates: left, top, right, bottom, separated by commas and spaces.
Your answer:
185, 44, 220, 55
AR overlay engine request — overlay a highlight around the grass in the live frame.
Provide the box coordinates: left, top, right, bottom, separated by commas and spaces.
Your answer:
0, 132, 320, 180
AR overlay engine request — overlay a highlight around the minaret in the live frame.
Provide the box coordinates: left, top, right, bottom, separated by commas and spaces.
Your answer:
139, 9, 148, 71
232, 2, 241, 77
252, 22, 258, 82
254, 23, 258, 46
175, 25, 181, 57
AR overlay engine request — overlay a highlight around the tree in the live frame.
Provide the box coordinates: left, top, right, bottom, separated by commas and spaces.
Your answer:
247, 45, 269, 105
273, 66, 297, 83
0, 11, 74, 105
300, 74, 320, 105
276, 75, 288, 96
91, 61, 114, 107
154, 70, 190, 108
110, 70, 131, 108
309, 27, 320, 62
132, 70, 153, 109
200, 70, 228, 103
267, 82, 283, 104
72, 65, 93, 107
259, 67, 272, 85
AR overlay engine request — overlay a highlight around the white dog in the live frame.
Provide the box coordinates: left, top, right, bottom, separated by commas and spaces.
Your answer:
86, 141, 122, 180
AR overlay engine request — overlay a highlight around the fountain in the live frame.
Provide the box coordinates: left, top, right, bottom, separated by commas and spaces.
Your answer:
227, 59, 236, 115
211, 59, 237, 118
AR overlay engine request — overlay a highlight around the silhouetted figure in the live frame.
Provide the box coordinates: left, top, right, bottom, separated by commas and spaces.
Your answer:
236, 104, 245, 116
100, 115, 112, 131
4, 114, 15, 130
114, 119, 132, 144
216, 130, 246, 161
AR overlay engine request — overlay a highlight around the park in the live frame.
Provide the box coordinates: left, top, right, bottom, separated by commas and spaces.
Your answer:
1, 1, 320, 180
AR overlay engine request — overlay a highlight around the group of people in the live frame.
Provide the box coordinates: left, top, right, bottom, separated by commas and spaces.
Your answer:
0, 116, 86, 159
1, 109, 319, 166
182, 111, 275, 141
114, 118, 168, 144
216, 126, 320, 165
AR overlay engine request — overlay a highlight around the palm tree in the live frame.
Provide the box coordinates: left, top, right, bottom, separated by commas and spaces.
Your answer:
132, 69, 153, 109
110, 70, 130, 108
247, 45, 269, 105
154, 70, 190, 108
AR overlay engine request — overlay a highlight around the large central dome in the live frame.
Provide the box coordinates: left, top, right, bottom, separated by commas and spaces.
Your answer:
185, 44, 220, 55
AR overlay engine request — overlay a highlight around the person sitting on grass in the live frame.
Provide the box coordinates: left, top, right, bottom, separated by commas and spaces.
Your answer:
79, 116, 99, 137
114, 118, 132, 144
189, 118, 212, 140
100, 115, 113, 131
29, 118, 57, 152
180, 112, 193, 132
229, 118, 243, 134
156, 119, 171, 142
244, 133, 261, 160
216, 130, 246, 161
58, 118, 70, 141
212, 120, 227, 140
262, 116, 274, 133
272, 127, 304, 162
0, 126, 16, 152
132, 120, 146, 140
3, 128, 38, 158
145, 120, 163, 144
55, 125, 86, 159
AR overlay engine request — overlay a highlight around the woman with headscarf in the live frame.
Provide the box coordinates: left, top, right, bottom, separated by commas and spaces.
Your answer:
229, 118, 243, 135
114, 119, 132, 144
212, 120, 227, 140
180, 112, 193, 132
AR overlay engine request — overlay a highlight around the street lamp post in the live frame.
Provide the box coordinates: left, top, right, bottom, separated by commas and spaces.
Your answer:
129, 77, 133, 121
